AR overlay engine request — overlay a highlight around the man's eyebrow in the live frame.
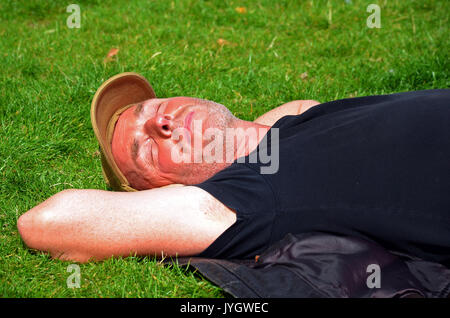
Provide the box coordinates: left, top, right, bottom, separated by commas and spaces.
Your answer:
133, 103, 144, 117
131, 138, 139, 161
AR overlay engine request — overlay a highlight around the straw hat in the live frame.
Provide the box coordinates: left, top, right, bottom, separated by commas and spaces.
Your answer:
90, 72, 156, 191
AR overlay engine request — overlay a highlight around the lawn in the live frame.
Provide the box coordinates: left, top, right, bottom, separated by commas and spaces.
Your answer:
0, 0, 448, 297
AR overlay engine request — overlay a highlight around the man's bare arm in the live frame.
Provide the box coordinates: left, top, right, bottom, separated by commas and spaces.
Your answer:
17, 186, 236, 262
253, 100, 320, 126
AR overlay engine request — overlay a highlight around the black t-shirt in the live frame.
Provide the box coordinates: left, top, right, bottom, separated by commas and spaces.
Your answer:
194, 89, 450, 265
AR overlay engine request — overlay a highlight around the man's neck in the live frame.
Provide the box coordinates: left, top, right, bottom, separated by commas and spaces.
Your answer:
226, 119, 271, 161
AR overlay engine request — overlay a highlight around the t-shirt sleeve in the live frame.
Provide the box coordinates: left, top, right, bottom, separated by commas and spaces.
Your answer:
194, 163, 277, 259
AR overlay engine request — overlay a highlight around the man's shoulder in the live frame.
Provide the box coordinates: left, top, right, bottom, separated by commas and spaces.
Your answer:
253, 100, 320, 126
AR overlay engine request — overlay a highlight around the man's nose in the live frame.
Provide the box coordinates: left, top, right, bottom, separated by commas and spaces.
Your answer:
144, 114, 174, 138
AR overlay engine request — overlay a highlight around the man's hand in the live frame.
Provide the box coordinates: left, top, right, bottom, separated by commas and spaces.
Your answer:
17, 187, 236, 262
253, 100, 320, 126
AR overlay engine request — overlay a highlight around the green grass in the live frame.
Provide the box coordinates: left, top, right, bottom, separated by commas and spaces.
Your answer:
0, 0, 448, 297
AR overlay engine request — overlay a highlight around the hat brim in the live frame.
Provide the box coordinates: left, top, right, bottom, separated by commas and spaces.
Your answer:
91, 72, 156, 191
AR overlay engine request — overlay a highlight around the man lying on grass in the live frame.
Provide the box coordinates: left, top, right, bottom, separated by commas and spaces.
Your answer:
17, 73, 450, 266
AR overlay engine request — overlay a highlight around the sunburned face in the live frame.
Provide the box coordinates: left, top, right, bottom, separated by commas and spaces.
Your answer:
111, 97, 236, 189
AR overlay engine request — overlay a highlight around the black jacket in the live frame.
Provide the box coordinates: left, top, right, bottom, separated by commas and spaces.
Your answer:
177, 232, 450, 298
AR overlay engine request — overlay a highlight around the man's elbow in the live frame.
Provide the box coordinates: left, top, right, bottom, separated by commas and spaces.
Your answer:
17, 189, 92, 262
17, 191, 62, 250
17, 209, 36, 250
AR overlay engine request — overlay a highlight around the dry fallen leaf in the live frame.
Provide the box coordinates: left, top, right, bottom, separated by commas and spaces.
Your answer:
103, 48, 119, 63
300, 72, 308, 80
217, 38, 229, 46
106, 48, 119, 58
217, 38, 237, 47
235, 7, 247, 14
